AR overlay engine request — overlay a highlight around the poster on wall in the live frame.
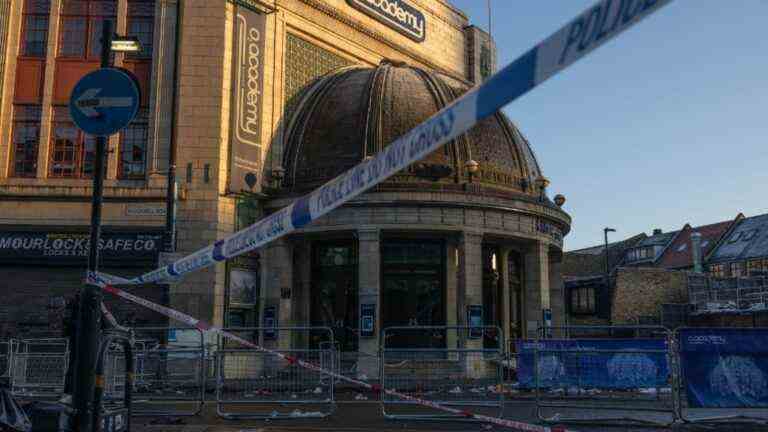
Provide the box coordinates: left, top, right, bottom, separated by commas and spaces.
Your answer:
360, 304, 376, 338
229, 268, 258, 304
229, 3, 267, 193
263, 305, 277, 340
467, 305, 483, 339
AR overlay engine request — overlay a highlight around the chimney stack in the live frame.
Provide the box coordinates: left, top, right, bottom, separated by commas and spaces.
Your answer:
691, 232, 703, 273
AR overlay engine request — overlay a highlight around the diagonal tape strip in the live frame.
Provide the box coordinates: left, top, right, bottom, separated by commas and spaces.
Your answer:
97, 0, 673, 287
87, 272, 572, 432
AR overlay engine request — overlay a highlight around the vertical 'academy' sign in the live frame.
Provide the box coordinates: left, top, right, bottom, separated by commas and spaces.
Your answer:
347, 0, 426, 42
229, 5, 266, 192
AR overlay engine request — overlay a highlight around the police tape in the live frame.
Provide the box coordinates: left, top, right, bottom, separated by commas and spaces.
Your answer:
87, 272, 572, 432
98, 0, 672, 287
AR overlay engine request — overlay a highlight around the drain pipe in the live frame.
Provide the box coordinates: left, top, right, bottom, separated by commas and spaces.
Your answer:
164, 0, 183, 253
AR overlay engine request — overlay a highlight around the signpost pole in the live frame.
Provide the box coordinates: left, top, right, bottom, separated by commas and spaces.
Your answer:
72, 20, 112, 432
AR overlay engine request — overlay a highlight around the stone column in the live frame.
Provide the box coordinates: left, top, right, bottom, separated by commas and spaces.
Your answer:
293, 239, 312, 348
459, 231, 486, 377
261, 238, 293, 350
446, 237, 459, 350
147, 0, 179, 177
498, 246, 512, 349
523, 241, 550, 339
357, 228, 380, 378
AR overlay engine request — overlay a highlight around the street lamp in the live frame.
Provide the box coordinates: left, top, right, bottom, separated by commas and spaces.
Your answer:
604, 227, 616, 286
110, 36, 142, 53
72, 21, 142, 432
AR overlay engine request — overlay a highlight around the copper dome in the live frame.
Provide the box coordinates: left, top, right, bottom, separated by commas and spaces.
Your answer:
281, 62, 544, 197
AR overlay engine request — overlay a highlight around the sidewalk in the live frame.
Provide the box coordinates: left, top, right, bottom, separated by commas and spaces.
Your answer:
129, 402, 768, 432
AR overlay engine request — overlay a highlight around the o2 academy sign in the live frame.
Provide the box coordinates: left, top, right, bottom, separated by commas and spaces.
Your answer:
347, 0, 426, 42
229, 4, 266, 192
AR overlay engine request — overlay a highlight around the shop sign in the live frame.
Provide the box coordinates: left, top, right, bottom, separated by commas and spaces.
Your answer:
126, 205, 167, 217
347, 0, 426, 42
0, 230, 162, 265
229, 4, 267, 193
536, 220, 564, 246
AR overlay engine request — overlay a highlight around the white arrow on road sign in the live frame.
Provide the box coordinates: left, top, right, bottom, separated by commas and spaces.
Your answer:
75, 88, 135, 118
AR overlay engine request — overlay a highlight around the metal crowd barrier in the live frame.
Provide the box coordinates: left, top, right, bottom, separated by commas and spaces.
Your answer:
129, 327, 206, 417
532, 325, 677, 427
94, 330, 134, 432
0, 340, 16, 382
381, 326, 505, 421
675, 327, 768, 425
215, 327, 336, 420
10, 338, 70, 399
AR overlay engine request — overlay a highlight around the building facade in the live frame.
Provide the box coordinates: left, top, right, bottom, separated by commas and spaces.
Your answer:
563, 212, 768, 328
0, 0, 571, 359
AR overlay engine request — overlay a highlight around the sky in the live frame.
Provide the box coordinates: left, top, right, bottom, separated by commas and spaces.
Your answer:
448, 1, 768, 250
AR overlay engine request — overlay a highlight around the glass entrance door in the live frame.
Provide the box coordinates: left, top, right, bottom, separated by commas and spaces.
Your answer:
310, 242, 358, 352
382, 240, 445, 348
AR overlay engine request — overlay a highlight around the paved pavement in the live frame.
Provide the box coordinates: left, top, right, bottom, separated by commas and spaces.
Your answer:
130, 401, 768, 432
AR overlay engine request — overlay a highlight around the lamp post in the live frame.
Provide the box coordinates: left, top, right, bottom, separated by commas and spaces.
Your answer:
72, 21, 141, 432
604, 227, 616, 285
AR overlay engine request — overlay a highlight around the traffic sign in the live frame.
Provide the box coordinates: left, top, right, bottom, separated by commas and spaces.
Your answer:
69, 68, 140, 136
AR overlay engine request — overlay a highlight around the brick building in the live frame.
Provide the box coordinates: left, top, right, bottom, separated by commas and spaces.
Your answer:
0, 0, 571, 362
563, 212, 768, 327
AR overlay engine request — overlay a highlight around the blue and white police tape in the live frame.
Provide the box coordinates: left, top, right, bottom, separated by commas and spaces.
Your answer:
87, 271, 573, 432
99, 0, 672, 286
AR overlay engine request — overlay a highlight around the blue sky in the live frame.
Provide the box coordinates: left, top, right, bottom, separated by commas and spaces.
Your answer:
449, 1, 767, 250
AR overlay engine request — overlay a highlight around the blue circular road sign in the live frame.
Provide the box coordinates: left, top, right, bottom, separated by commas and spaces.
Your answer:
69, 68, 140, 136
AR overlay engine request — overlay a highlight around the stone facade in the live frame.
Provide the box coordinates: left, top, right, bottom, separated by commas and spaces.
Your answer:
0, 0, 572, 355
611, 267, 688, 324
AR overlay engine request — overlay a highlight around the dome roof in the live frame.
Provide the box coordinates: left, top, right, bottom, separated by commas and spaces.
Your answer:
281, 61, 544, 197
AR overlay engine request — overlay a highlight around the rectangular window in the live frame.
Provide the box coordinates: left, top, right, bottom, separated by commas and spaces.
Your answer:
127, 0, 154, 58
58, 0, 116, 59
11, 105, 42, 177
570, 286, 596, 314
119, 109, 147, 178
49, 106, 98, 178
730, 262, 744, 278
710, 264, 725, 278
20, 0, 51, 57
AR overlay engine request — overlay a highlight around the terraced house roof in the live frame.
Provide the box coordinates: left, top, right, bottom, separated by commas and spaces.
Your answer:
708, 213, 768, 263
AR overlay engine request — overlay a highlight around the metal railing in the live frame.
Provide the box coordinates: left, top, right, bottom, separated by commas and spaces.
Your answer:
129, 327, 206, 417
215, 327, 337, 420
10, 338, 70, 400
380, 326, 505, 422
532, 325, 677, 427
0, 339, 16, 382
94, 330, 134, 432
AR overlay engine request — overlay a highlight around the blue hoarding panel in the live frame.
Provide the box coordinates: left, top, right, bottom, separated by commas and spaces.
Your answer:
516, 339, 670, 390
679, 328, 768, 408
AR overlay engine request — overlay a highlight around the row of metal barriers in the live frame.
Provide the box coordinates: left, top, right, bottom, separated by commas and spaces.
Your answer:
2, 325, 767, 427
